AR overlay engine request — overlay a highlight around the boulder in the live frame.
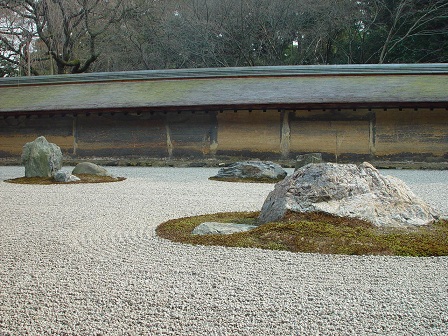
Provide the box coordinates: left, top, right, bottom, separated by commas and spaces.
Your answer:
192, 222, 257, 235
21, 136, 63, 177
72, 162, 111, 176
53, 170, 80, 183
212, 161, 287, 181
258, 162, 439, 227
295, 153, 323, 170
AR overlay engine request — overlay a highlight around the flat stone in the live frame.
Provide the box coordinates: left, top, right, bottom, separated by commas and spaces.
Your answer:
212, 161, 287, 181
192, 222, 257, 235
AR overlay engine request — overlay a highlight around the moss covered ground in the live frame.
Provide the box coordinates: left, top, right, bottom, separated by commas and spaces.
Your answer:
5, 174, 125, 184
156, 211, 448, 257
208, 176, 285, 183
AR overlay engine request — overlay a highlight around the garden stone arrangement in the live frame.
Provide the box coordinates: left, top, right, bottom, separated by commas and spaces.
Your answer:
1, 166, 447, 335
259, 162, 439, 227
14, 136, 117, 184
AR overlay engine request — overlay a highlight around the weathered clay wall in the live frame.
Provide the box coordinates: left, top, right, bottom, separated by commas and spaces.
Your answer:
75, 114, 166, 157
288, 109, 373, 161
166, 112, 216, 157
75, 112, 217, 158
0, 108, 447, 162
0, 116, 74, 157
375, 109, 448, 159
216, 110, 281, 158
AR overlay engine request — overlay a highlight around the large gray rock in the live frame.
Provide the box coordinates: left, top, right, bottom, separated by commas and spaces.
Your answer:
72, 162, 111, 176
53, 170, 81, 183
21, 136, 63, 177
212, 161, 287, 181
192, 222, 257, 235
258, 162, 439, 227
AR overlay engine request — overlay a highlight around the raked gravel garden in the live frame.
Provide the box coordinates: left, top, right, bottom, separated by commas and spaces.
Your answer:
1, 166, 447, 335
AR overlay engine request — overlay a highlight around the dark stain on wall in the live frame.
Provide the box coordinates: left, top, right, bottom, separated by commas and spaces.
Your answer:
0, 116, 73, 155
375, 109, 448, 157
0, 108, 447, 162
166, 112, 213, 157
76, 113, 166, 157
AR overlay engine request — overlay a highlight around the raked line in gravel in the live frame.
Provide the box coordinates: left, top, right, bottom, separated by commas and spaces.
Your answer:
0, 167, 447, 335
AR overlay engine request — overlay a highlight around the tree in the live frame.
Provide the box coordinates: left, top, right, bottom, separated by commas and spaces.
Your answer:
0, 0, 126, 75
0, 4, 38, 75
354, 0, 448, 63
173, 0, 305, 67
2, 0, 447, 75
293, 0, 360, 65
0, 54, 17, 77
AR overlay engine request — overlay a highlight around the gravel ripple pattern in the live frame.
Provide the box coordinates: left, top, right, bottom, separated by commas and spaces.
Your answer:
1, 167, 447, 335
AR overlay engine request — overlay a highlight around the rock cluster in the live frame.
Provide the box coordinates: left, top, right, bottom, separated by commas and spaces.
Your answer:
21, 136, 62, 177
20, 137, 114, 183
258, 162, 439, 227
211, 161, 287, 181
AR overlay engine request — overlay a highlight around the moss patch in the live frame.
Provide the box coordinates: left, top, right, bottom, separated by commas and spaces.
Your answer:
208, 176, 284, 183
4, 174, 126, 184
156, 211, 448, 256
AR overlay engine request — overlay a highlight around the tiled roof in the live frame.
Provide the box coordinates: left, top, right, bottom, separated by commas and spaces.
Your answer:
1, 64, 447, 116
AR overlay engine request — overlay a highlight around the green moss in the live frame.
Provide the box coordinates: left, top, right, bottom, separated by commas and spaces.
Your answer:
4, 174, 126, 184
156, 211, 448, 257
208, 176, 284, 183
2, 74, 446, 113
0, 79, 204, 112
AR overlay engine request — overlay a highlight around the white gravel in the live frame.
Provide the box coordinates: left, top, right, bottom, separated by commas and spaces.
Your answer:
0, 166, 447, 335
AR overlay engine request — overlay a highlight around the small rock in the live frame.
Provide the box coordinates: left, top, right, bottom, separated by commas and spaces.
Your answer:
53, 170, 80, 183
211, 161, 287, 181
295, 153, 323, 170
72, 162, 112, 176
192, 222, 257, 235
